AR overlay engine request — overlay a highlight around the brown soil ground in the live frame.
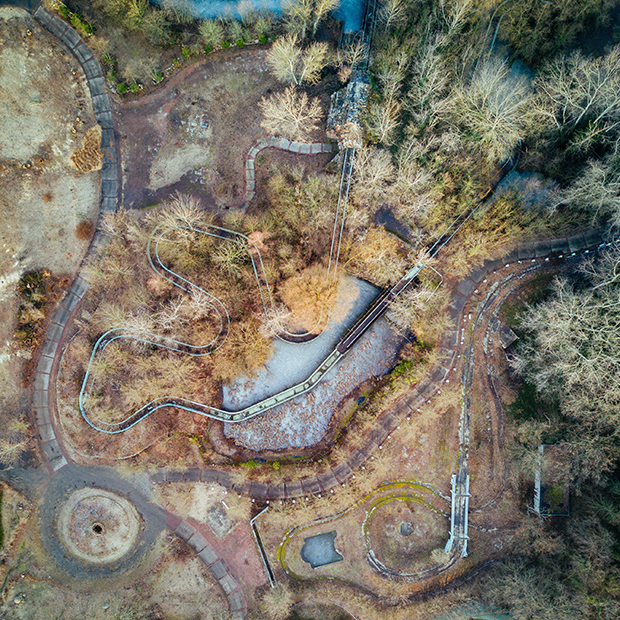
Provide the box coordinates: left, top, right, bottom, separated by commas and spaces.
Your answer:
0, 7, 99, 444
117, 47, 336, 211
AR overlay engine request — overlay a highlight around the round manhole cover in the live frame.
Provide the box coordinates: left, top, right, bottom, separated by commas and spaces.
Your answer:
400, 522, 414, 536
57, 488, 143, 565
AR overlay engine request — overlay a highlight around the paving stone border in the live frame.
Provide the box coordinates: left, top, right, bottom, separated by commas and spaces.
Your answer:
174, 519, 247, 620
147, 227, 619, 500
243, 136, 335, 202
31, 6, 120, 473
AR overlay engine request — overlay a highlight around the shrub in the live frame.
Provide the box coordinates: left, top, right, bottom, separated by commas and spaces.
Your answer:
102, 53, 115, 67
106, 68, 117, 82
75, 220, 95, 240
204, 44, 213, 54
151, 69, 164, 84
181, 45, 191, 59
117, 82, 128, 94
57, 3, 70, 18
199, 19, 224, 48
222, 40, 230, 49
235, 38, 245, 48
129, 81, 140, 93
258, 33, 268, 44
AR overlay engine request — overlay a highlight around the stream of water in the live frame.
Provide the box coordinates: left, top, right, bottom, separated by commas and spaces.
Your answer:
156, 0, 365, 33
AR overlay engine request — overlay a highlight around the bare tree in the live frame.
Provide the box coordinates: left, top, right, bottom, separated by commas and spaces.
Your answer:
259, 85, 324, 142
365, 98, 402, 146
529, 46, 620, 150
559, 156, 620, 227
513, 244, 620, 482
453, 58, 532, 164
266, 34, 329, 85
351, 147, 395, 205
378, 0, 408, 30
283, 0, 339, 39
311, 0, 339, 36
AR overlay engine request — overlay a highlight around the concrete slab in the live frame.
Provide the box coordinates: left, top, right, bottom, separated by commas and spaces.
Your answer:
301, 478, 321, 495
61, 27, 81, 49
50, 455, 68, 471
198, 544, 219, 565
82, 58, 103, 80
311, 143, 322, 154
535, 243, 553, 258
322, 143, 334, 152
167, 470, 184, 482
149, 468, 166, 483
73, 42, 94, 64
278, 138, 291, 150
96, 110, 114, 129
40, 339, 59, 359
46, 16, 68, 39
38, 424, 55, 443
245, 159, 254, 170
37, 355, 53, 375
33, 372, 50, 391
51, 305, 71, 326
200, 468, 219, 483
245, 180, 255, 191
35, 406, 51, 427
88, 76, 106, 97
61, 292, 80, 312
210, 559, 227, 579
250, 481, 268, 498
317, 471, 338, 490
269, 136, 280, 147
175, 520, 195, 541
42, 440, 63, 461
100, 196, 117, 214
267, 483, 285, 499
185, 467, 201, 481
284, 480, 302, 498
448, 293, 467, 316
332, 462, 352, 483
245, 169, 255, 180
347, 449, 366, 469
300, 143, 311, 154
102, 179, 118, 198
219, 575, 237, 595
187, 532, 208, 552
567, 234, 586, 253
289, 141, 301, 153
228, 591, 245, 612
248, 146, 259, 158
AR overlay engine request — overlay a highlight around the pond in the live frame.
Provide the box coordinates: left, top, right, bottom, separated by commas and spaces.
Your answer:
154, 0, 366, 33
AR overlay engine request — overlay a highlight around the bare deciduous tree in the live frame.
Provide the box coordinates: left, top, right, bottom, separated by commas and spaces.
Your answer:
283, 0, 339, 39
259, 85, 323, 142
529, 46, 620, 150
559, 156, 620, 227
366, 98, 402, 146
453, 58, 532, 164
513, 244, 620, 482
266, 34, 329, 85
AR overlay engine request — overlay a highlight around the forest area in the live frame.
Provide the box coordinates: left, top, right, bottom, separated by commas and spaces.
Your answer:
34, 0, 620, 617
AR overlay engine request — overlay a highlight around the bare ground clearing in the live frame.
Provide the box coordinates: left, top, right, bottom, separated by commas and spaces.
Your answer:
0, 7, 99, 456
119, 48, 283, 210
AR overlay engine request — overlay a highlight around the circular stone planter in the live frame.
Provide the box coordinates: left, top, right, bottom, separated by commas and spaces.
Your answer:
57, 488, 143, 565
